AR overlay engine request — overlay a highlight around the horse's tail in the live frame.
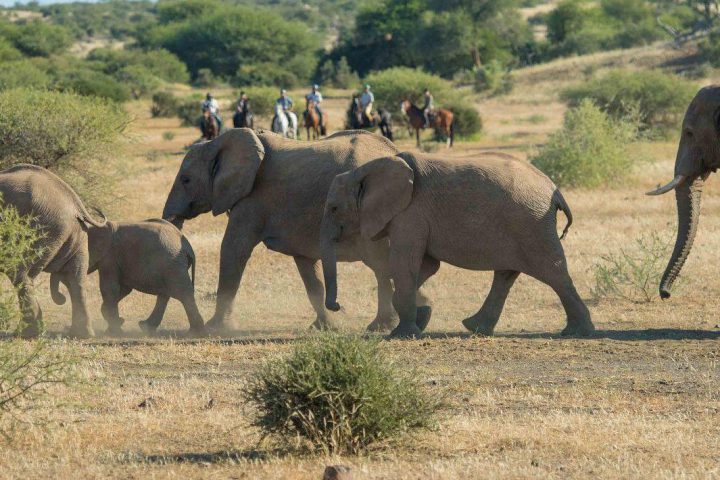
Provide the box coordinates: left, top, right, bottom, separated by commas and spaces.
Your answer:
449, 118, 455, 146
321, 124, 327, 136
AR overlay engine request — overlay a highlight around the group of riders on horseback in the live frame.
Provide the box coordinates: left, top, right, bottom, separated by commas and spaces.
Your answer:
199, 83, 454, 147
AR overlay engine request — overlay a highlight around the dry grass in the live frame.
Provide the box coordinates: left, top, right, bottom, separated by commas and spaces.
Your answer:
1, 48, 720, 479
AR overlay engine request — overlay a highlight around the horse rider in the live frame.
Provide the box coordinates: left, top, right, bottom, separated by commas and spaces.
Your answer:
237, 91, 251, 117
305, 84, 324, 126
202, 92, 222, 130
276, 88, 293, 124
422, 88, 434, 128
359, 84, 374, 125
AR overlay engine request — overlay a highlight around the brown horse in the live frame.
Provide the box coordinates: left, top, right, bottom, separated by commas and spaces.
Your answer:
200, 108, 219, 140
304, 100, 325, 140
401, 99, 454, 148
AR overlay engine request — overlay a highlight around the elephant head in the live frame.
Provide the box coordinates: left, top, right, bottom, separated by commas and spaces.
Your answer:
162, 128, 265, 226
320, 155, 414, 311
647, 86, 720, 299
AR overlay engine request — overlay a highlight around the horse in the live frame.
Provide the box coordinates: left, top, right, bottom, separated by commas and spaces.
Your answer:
271, 104, 297, 139
304, 100, 325, 140
401, 99, 454, 148
233, 109, 253, 129
348, 97, 393, 140
200, 108, 220, 140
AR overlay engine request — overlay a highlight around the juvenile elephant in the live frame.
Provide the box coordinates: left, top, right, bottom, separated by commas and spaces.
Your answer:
51, 219, 204, 335
0, 164, 106, 338
163, 128, 431, 332
647, 86, 720, 299
320, 152, 594, 338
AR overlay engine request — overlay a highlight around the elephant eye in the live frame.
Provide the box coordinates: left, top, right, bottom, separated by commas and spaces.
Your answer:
330, 206, 338, 213
180, 175, 191, 185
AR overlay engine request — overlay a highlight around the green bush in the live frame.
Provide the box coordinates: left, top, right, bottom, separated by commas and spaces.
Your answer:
700, 29, 720, 67
0, 200, 43, 329
530, 100, 636, 188
318, 56, 360, 89
0, 38, 21, 62
54, 68, 132, 103
0, 61, 50, 90
87, 48, 190, 84
444, 101, 483, 139
592, 232, 673, 303
116, 65, 162, 99
175, 98, 201, 127
474, 60, 514, 96
9, 20, 73, 57
151, 91, 179, 118
0, 89, 128, 206
363, 67, 454, 109
561, 70, 696, 133
234, 86, 277, 116
193, 68, 217, 88
246, 334, 435, 454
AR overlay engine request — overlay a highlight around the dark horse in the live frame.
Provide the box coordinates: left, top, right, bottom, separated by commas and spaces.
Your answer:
200, 108, 220, 140
233, 100, 253, 128
401, 98, 454, 148
348, 97, 393, 140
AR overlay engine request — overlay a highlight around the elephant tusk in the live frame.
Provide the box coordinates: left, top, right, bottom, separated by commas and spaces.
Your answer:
646, 175, 686, 196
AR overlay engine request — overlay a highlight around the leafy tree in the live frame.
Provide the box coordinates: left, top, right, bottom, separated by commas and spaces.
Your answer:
10, 20, 73, 57
140, 5, 319, 85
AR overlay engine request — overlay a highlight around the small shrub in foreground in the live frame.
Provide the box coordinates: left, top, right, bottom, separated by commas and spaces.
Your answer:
246, 334, 435, 454
592, 232, 673, 303
530, 100, 636, 188
151, 91, 179, 118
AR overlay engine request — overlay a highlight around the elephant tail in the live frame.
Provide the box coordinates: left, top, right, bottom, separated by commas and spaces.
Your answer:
182, 236, 196, 287
50, 273, 67, 305
553, 189, 573, 240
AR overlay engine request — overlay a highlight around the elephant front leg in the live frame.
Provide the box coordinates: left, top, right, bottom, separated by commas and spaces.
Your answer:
366, 271, 398, 332
463, 270, 520, 336
388, 243, 425, 339
294, 256, 338, 331
207, 221, 260, 331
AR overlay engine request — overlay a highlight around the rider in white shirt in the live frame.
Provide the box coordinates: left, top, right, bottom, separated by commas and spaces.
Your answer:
201, 93, 222, 129
359, 84, 374, 124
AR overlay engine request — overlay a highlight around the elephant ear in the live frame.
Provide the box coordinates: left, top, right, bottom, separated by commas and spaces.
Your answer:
208, 128, 265, 216
352, 156, 414, 240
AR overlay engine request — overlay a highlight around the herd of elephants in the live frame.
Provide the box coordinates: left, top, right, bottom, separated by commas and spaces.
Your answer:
0, 86, 717, 339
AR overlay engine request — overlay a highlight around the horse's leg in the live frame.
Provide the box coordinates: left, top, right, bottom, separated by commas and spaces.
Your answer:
416, 128, 420, 148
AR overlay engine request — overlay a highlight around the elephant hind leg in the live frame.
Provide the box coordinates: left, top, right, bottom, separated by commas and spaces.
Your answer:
139, 295, 170, 333
463, 270, 520, 336
530, 255, 593, 336
13, 272, 43, 338
179, 293, 205, 336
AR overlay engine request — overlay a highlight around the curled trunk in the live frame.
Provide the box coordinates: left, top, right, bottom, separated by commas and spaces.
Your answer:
320, 233, 341, 312
659, 176, 703, 299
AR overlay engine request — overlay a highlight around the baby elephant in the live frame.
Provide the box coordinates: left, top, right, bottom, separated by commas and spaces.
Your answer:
320, 151, 593, 338
51, 219, 205, 335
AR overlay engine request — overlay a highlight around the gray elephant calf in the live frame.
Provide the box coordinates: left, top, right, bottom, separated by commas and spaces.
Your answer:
320, 151, 594, 338
51, 219, 205, 335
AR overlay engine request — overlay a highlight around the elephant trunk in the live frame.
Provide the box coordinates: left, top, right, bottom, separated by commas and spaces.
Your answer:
320, 224, 341, 312
659, 176, 703, 299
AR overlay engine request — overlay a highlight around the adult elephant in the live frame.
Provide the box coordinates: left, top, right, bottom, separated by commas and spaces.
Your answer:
0, 164, 107, 338
162, 128, 428, 331
647, 86, 720, 298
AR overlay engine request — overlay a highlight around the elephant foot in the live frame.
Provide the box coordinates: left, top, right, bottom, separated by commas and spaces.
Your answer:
66, 325, 95, 339
416, 306, 432, 332
206, 315, 232, 332
183, 326, 210, 338
560, 321, 595, 337
105, 325, 124, 337
310, 316, 339, 331
462, 316, 495, 336
138, 319, 159, 334
366, 314, 398, 332
390, 323, 423, 339
19, 321, 43, 339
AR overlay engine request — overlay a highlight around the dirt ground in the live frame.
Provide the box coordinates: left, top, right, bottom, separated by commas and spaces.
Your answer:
1, 42, 719, 479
